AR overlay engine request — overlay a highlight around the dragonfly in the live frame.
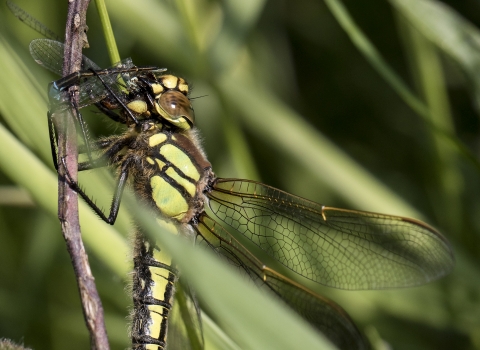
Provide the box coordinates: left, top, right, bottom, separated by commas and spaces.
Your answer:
10, 2, 455, 349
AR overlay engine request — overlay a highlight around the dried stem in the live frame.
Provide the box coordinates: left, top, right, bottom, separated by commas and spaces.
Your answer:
54, 0, 110, 349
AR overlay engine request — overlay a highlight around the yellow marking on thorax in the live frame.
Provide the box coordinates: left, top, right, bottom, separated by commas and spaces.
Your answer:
150, 176, 188, 220
160, 144, 200, 181
155, 158, 166, 170
166, 167, 196, 197
149, 133, 168, 147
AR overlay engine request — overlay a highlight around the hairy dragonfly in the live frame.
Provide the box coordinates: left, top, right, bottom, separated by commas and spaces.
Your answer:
14, 2, 455, 349
35, 39, 454, 350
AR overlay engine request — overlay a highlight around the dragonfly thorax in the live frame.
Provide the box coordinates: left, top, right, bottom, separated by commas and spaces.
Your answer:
112, 122, 213, 224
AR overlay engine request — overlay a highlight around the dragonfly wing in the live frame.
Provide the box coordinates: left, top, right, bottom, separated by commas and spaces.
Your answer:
29, 38, 100, 75
29, 39, 135, 109
207, 179, 455, 290
195, 214, 368, 350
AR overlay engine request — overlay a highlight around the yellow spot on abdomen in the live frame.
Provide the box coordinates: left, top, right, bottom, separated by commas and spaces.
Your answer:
149, 266, 172, 301
146, 304, 167, 338
145, 344, 161, 350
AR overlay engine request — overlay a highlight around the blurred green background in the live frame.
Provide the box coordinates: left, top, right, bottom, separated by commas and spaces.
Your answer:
1, 0, 480, 349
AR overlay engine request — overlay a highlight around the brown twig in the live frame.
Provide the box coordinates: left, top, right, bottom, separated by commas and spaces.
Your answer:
54, 0, 110, 349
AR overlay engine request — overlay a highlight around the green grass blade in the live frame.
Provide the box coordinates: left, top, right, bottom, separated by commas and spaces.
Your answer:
324, 0, 480, 173
94, 0, 121, 65
218, 73, 424, 217
390, 0, 480, 106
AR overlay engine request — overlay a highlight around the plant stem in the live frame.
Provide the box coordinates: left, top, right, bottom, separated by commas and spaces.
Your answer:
55, 0, 110, 349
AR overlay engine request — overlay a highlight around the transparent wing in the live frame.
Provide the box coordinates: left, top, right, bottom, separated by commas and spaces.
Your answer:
207, 179, 455, 290
29, 39, 135, 109
195, 214, 368, 350
7, 0, 63, 42
29, 38, 100, 74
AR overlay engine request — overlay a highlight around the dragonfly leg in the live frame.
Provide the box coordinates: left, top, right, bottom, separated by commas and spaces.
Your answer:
48, 102, 97, 169
47, 111, 59, 171
73, 100, 95, 163
90, 69, 140, 125
77, 138, 115, 155
60, 156, 131, 225
94, 101, 126, 124
78, 133, 134, 171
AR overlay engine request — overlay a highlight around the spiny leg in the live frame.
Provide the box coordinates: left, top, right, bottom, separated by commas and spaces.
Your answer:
67, 135, 135, 223
77, 137, 132, 171
61, 156, 132, 225
89, 69, 140, 125
94, 101, 126, 124
77, 138, 117, 155
72, 99, 95, 164
47, 111, 59, 171
48, 101, 96, 170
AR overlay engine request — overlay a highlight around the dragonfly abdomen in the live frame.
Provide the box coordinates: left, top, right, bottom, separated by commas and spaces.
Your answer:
131, 232, 178, 350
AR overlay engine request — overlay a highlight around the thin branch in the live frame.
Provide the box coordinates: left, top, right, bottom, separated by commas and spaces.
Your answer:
53, 0, 110, 349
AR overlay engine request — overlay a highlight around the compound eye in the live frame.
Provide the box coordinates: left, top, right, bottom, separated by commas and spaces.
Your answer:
157, 91, 195, 129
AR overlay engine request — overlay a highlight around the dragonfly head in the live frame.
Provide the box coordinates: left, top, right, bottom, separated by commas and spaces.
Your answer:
152, 75, 195, 130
